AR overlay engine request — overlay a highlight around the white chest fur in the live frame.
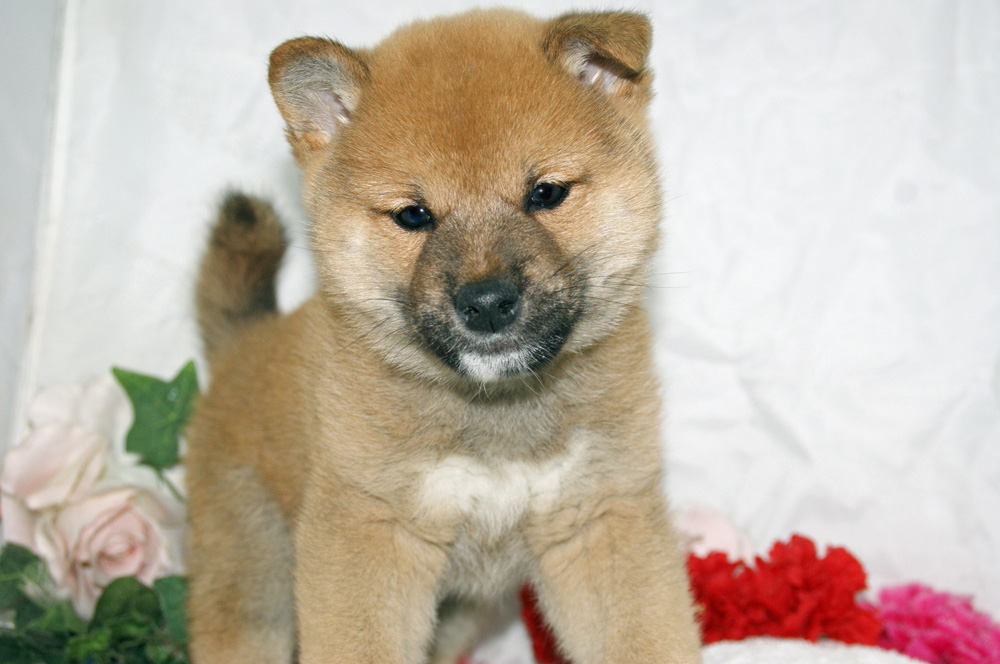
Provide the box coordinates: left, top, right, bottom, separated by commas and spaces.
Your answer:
417, 435, 590, 541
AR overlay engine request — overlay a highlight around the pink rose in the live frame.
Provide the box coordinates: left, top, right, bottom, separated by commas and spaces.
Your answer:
0, 424, 108, 549
34, 487, 183, 618
674, 504, 756, 562
1, 375, 128, 551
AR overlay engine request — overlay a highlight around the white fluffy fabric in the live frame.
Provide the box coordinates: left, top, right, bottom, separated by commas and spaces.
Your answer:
467, 615, 923, 663
703, 638, 919, 664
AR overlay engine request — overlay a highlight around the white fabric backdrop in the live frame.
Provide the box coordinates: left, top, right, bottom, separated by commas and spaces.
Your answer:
0, 0, 62, 467
10, 0, 999, 653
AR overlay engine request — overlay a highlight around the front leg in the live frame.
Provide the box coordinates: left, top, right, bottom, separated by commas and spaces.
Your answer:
295, 485, 448, 664
528, 487, 702, 664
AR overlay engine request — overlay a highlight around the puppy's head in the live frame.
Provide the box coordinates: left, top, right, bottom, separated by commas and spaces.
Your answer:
269, 10, 660, 383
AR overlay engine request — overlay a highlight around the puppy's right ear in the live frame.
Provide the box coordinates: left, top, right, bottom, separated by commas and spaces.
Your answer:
268, 37, 369, 162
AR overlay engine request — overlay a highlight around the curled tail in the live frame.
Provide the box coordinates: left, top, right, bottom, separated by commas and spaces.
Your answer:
196, 191, 286, 362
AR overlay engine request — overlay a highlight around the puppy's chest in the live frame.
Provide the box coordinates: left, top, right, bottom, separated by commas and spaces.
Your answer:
416, 433, 591, 541
417, 438, 591, 597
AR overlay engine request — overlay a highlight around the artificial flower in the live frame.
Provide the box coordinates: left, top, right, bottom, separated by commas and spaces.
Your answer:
674, 504, 756, 562
0, 424, 108, 551
33, 486, 184, 618
686, 534, 881, 645
875, 583, 1000, 664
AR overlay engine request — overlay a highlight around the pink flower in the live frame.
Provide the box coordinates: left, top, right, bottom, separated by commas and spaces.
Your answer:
33, 487, 183, 618
674, 504, 756, 562
876, 584, 1000, 664
1, 425, 109, 550
1, 423, 108, 512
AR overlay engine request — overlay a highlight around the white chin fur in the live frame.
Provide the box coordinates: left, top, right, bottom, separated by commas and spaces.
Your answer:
458, 349, 530, 382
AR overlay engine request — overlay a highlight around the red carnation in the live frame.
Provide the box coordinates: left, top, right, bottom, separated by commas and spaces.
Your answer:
686, 534, 881, 645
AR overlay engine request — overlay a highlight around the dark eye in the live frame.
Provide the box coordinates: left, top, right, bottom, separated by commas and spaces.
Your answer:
393, 205, 434, 230
527, 182, 569, 211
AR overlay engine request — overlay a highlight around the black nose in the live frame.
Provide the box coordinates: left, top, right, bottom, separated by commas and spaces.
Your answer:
454, 278, 521, 334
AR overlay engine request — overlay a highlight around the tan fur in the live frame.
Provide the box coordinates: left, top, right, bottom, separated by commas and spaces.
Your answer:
186, 9, 702, 664
195, 192, 286, 362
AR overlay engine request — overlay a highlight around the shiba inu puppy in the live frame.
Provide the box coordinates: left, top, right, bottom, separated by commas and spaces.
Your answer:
185, 8, 702, 664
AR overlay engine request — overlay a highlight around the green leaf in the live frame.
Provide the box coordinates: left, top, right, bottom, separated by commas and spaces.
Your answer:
112, 362, 199, 471
65, 625, 111, 663
21, 558, 62, 608
0, 629, 67, 664
26, 601, 85, 635
0, 545, 39, 610
0, 544, 41, 577
89, 577, 161, 630
145, 643, 175, 664
12, 601, 45, 631
0, 545, 48, 628
153, 577, 188, 645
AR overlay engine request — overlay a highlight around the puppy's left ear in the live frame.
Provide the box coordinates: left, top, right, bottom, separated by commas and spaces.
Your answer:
543, 11, 653, 105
